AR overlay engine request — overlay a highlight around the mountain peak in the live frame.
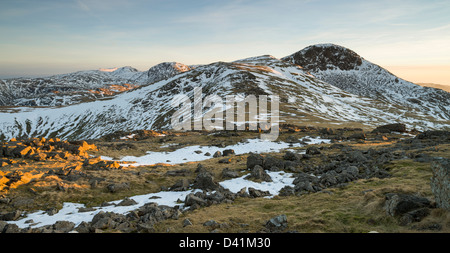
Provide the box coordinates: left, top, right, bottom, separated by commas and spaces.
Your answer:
146, 62, 191, 84
282, 43, 363, 71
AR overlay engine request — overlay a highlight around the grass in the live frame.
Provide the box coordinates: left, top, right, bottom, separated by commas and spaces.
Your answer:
153, 158, 449, 233
1, 128, 449, 233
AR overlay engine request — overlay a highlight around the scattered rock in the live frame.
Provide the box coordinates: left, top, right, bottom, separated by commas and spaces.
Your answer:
107, 182, 130, 193
348, 132, 366, 140
245, 165, 272, 182
185, 193, 207, 207
306, 146, 321, 155
117, 197, 138, 206
192, 171, 221, 191
169, 178, 192, 191
183, 218, 192, 227
0, 210, 21, 221
218, 158, 231, 164
265, 214, 288, 232
385, 193, 433, 225
203, 220, 219, 227
283, 151, 300, 161
246, 153, 264, 169
53, 221, 75, 233
248, 187, 271, 198
222, 149, 235, 156
221, 168, 239, 178
372, 123, 407, 133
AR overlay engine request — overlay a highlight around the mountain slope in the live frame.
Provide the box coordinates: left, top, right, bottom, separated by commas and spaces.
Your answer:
0, 63, 191, 107
0, 51, 448, 141
281, 44, 450, 122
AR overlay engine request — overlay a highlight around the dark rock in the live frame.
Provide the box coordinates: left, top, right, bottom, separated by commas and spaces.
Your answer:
2, 223, 21, 233
183, 218, 192, 227
237, 187, 250, 198
283, 151, 300, 161
416, 130, 450, 140
306, 146, 321, 155
346, 151, 367, 163
285, 135, 300, 143
185, 193, 207, 207
0, 221, 8, 233
222, 149, 235, 156
221, 168, 239, 178
246, 153, 264, 169
192, 171, 221, 191
265, 214, 288, 232
107, 182, 130, 193
0, 210, 21, 221
278, 186, 295, 196
245, 165, 272, 182
399, 208, 431, 226
203, 220, 219, 227
218, 158, 231, 164
248, 187, 271, 198
385, 193, 432, 217
263, 155, 286, 171
213, 151, 222, 158
53, 221, 75, 233
319, 127, 335, 135
117, 197, 138, 206
372, 123, 407, 133
348, 133, 366, 140
170, 178, 192, 191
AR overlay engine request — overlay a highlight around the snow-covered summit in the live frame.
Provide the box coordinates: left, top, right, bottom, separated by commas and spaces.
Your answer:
282, 44, 450, 122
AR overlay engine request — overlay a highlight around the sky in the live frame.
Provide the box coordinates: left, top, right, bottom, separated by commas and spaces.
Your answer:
0, 0, 449, 85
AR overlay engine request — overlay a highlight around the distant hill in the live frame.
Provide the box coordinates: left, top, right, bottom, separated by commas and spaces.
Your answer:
0, 44, 449, 140
417, 83, 450, 93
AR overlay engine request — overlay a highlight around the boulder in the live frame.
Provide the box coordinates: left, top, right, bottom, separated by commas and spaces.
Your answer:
169, 178, 192, 191
283, 151, 300, 161
245, 165, 272, 182
192, 171, 221, 191
185, 193, 207, 207
306, 146, 321, 155
221, 168, 239, 178
222, 149, 235, 156
385, 193, 432, 217
430, 159, 450, 210
263, 155, 286, 171
107, 182, 130, 193
117, 197, 138, 206
53, 221, 75, 233
348, 133, 366, 140
248, 187, 271, 198
372, 123, 407, 133
0, 210, 22, 221
246, 153, 264, 169
265, 214, 288, 232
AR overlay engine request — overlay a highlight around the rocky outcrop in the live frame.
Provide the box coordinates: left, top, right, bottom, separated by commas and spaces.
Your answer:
385, 193, 433, 226
372, 123, 407, 133
431, 159, 450, 210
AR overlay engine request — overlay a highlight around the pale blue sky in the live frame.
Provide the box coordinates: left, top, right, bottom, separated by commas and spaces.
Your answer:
1, 0, 449, 84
